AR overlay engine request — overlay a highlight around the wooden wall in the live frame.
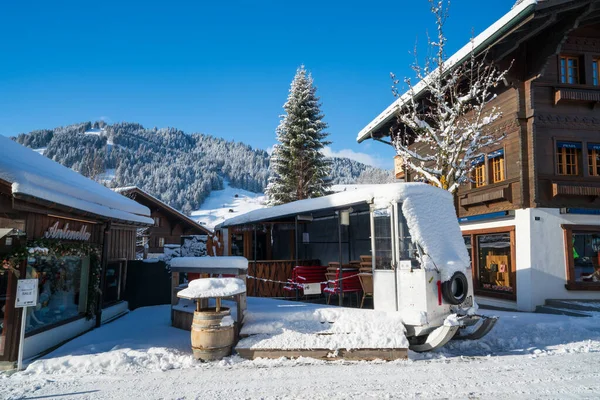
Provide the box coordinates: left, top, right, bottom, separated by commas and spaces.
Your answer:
107, 225, 137, 261
246, 259, 320, 297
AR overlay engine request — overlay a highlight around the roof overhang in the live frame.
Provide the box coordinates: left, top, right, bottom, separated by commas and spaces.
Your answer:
356, 0, 538, 144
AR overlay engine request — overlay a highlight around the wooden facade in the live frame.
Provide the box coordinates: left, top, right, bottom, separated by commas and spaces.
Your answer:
0, 180, 147, 365
116, 187, 211, 256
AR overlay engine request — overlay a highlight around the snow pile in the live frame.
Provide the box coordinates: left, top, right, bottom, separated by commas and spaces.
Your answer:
177, 277, 246, 299
22, 306, 194, 376
239, 299, 408, 350
170, 256, 248, 271
0, 136, 152, 224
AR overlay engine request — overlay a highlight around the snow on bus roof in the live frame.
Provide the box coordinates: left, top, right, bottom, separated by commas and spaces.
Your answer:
0, 136, 153, 225
219, 183, 469, 282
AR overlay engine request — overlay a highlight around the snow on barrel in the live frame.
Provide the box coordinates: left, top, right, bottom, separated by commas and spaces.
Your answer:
177, 277, 246, 361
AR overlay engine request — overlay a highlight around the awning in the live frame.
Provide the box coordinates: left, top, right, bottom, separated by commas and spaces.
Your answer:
488, 149, 504, 159
557, 141, 581, 149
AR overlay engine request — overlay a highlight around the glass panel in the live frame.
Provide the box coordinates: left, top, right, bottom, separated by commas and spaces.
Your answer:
397, 204, 417, 262
231, 234, 244, 256
103, 261, 123, 306
572, 232, 600, 283
373, 209, 393, 270
25, 255, 87, 333
476, 233, 514, 294
560, 58, 566, 83
593, 60, 599, 86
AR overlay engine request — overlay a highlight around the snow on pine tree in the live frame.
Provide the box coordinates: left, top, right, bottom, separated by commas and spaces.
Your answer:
391, 0, 511, 194
266, 65, 331, 205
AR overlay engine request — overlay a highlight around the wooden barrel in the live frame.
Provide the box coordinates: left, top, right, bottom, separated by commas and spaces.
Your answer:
191, 307, 234, 361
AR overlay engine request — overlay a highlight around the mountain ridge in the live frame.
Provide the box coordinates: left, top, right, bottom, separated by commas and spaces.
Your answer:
13, 121, 394, 214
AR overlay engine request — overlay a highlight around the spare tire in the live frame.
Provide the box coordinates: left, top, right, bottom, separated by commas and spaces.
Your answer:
441, 272, 469, 305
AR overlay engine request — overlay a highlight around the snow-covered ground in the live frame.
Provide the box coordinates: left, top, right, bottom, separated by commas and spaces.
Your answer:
2, 298, 600, 399
190, 181, 266, 230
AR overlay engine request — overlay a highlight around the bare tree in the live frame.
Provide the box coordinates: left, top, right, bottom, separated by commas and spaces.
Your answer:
391, 0, 511, 194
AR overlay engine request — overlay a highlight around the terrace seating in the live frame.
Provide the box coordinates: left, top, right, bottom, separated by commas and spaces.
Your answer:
324, 267, 362, 305
358, 273, 373, 308
284, 265, 328, 296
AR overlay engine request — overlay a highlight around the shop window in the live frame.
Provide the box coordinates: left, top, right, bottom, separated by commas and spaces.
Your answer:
556, 141, 581, 176
560, 55, 580, 84
24, 255, 90, 334
472, 156, 486, 188
158, 237, 165, 248
563, 226, 600, 289
463, 229, 516, 299
489, 149, 505, 184
588, 144, 600, 176
373, 208, 393, 269
103, 260, 126, 306
593, 59, 599, 86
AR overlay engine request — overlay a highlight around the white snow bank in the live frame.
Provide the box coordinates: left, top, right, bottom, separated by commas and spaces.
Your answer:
177, 277, 246, 299
0, 136, 152, 224
170, 256, 248, 270
220, 183, 469, 282
239, 298, 408, 350
22, 305, 194, 375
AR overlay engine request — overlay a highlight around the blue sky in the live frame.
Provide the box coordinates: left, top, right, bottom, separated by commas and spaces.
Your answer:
0, 0, 517, 169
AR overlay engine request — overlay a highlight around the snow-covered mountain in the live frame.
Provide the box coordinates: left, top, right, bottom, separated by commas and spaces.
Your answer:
13, 121, 394, 215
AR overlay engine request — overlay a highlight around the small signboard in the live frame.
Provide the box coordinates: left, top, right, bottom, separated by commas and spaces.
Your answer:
399, 260, 412, 271
303, 283, 321, 295
16, 279, 38, 308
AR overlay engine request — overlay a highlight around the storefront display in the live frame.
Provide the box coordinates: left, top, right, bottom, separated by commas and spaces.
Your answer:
571, 231, 600, 283
463, 229, 516, 299
24, 255, 89, 333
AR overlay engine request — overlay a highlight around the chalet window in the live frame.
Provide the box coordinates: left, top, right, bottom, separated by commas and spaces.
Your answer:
593, 58, 599, 86
556, 141, 581, 176
489, 149, 505, 184
560, 55, 580, 84
562, 225, 600, 290
153, 217, 161, 227
588, 144, 600, 176
158, 237, 165, 247
472, 156, 486, 188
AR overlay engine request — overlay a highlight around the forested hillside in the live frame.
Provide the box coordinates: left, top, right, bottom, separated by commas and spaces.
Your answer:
14, 121, 393, 214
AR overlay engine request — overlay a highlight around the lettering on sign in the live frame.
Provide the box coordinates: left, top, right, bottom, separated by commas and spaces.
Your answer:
16, 279, 38, 308
44, 222, 91, 241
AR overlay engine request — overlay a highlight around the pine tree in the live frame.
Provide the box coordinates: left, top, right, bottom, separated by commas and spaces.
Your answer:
266, 65, 331, 205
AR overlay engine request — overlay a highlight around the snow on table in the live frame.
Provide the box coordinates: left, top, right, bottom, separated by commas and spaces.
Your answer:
170, 256, 248, 271
238, 297, 408, 351
177, 277, 246, 299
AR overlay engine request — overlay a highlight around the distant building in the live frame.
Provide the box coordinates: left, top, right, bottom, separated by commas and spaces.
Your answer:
114, 187, 211, 258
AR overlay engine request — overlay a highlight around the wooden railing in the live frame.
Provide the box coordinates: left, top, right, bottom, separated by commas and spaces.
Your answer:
247, 259, 320, 297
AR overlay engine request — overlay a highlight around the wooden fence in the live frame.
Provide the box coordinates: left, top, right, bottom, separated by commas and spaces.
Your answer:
247, 259, 320, 297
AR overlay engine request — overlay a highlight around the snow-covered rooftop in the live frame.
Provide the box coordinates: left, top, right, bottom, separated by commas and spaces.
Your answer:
0, 136, 153, 225
356, 0, 538, 143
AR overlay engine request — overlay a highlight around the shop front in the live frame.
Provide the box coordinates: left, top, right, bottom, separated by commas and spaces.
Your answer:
0, 136, 153, 368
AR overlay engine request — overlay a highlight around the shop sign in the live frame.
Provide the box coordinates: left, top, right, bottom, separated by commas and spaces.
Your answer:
44, 222, 91, 241
15, 279, 38, 308
303, 283, 321, 295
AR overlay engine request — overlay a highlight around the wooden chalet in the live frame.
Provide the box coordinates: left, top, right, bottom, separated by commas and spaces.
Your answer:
357, 0, 600, 311
114, 187, 212, 258
0, 137, 153, 368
